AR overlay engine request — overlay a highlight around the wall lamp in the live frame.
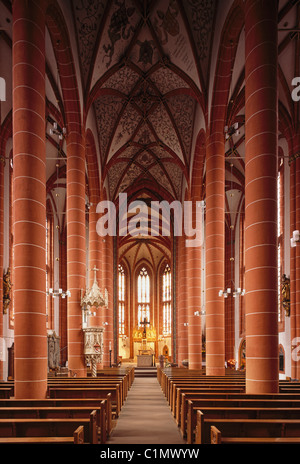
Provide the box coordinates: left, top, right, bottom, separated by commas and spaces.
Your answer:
291, 230, 300, 248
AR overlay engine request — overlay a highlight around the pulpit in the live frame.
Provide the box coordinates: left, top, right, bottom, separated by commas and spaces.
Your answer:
80, 266, 107, 376
83, 327, 104, 377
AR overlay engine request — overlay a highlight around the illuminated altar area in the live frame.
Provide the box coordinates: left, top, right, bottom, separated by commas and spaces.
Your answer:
133, 320, 156, 366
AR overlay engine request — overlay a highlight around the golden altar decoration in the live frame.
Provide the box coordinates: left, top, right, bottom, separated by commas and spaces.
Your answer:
133, 324, 157, 343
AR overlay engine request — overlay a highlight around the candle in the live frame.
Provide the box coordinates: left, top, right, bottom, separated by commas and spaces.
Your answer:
109, 341, 112, 351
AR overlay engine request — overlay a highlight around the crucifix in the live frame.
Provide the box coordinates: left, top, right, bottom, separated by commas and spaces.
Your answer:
140, 317, 150, 339
91, 265, 99, 284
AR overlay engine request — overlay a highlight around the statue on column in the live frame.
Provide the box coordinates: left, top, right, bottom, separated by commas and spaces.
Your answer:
281, 274, 290, 317
3, 268, 12, 314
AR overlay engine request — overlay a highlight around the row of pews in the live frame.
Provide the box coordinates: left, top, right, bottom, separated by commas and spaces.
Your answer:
157, 367, 300, 444
0, 367, 134, 444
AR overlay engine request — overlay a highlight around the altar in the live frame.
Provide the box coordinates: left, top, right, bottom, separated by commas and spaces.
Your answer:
133, 318, 157, 365
137, 354, 153, 367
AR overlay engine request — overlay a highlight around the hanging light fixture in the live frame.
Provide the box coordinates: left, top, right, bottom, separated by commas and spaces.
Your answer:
48, 287, 71, 299
291, 230, 300, 247
50, 121, 66, 140
47, 152, 70, 300
219, 162, 244, 298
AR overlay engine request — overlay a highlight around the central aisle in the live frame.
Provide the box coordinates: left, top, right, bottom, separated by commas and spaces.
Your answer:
107, 377, 186, 444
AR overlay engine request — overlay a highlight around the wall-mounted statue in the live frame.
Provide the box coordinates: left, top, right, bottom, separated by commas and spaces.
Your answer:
3, 268, 12, 314
282, 274, 290, 317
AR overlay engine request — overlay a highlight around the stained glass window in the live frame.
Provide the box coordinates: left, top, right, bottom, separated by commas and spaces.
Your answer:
278, 159, 284, 323
137, 267, 150, 326
118, 264, 125, 335
162, 264, 172, 335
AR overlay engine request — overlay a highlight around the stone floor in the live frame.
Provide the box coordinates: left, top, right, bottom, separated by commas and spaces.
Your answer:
107, 377, 186, 445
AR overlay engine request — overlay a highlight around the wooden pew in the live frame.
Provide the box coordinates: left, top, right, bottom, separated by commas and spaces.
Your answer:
48, 386, 120, 418
210, 425, 300, 444
48, 381, 123, 407
0, 396, 112, 442
0, 410, 98, 444
185, 394, 300, 443
0, 404, 107, 443
51, 378, 128, 402
0, 387, 12, 399
92, 367, 135, 388
195, 411, 300, 444
169, 383, 245, 415
0, 425, 84, 444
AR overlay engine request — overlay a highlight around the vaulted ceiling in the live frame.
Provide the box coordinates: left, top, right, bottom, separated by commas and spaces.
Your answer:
72, 0, 216, 203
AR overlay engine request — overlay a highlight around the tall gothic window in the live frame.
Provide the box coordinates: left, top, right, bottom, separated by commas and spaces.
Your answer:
162, 264, 172, 335
278, 158, 284, 323
137, 267, 150, 326
46, 203, 54, 330
118, 264, 125, 335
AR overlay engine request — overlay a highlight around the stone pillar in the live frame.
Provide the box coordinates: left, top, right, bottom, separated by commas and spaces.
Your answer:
177, 235, 188, 367
66, 131, 86, 376
0, 151, 4, 380
59, 228, 68, 366
205, 133, 225, 376
290, 142, 300, 380
88, 202, 101, 329
102, 235, 114, 367
187, 199, 202, 370
245, 0, 279, 393
12, 0, 48, 398
295, 155, 300, 380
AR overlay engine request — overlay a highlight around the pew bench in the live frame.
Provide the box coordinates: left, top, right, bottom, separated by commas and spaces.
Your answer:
167, 379, 245, 403
0, 403, 107, 443
0, 425, 84, 444
0, 396, 112, 442
48, 378, 127, 402
0, 388, 12, 399
48, 381, 123, 407
195, 411, 300, 444
170, 384, 245, 416
185, 397, 300, 442
210, 425, 300, 444
0, 411, 98, 444
48, 386, 120, 418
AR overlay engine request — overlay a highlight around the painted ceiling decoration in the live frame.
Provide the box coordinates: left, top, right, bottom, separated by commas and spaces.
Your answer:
72, 0, 219, 205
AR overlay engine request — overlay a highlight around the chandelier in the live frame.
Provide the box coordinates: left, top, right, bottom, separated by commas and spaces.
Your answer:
48, 287, 71, 299
81, 266, 108, 311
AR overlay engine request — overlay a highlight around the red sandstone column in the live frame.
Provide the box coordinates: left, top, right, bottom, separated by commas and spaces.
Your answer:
290, 137, 300, 379
177, 235, 188, 367
102, 235, 114, 367
245, 0, 279, 393
295, 155, 300, 380
88, 199, 101, 329
290, 156, 296, 378
12, 0, 48, 397
88, 193, 103, 368
205, 133, 225, 376
66, 132, 86, 376
0, 153, 4, 380
186, 196, 202, 369
59, 228, 68, 367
